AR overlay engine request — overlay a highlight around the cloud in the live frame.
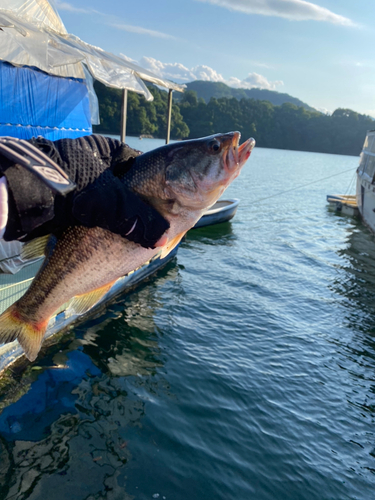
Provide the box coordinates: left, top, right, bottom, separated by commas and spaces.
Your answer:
55, 1, 88, 13
229, 72, 283, 90
315, 106, 331, 115
197, 0, 355, 26
190, 64, 225, 82
57, 2, 175, 40
122, 55, 283, 90
110, 23, 175, 40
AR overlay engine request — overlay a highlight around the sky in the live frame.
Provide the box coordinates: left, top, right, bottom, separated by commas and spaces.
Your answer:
55, 0, 375, 117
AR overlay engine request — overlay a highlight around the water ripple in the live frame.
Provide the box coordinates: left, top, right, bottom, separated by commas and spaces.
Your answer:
1, 145, 375, 499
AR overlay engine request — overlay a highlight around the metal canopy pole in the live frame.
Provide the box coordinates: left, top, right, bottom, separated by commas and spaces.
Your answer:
166, 89, 173, 144
120, 89, 128, 143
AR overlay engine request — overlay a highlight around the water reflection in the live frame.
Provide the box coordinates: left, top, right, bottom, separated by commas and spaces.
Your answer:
0, 261, 180, 499
0, 374, 136, 500
328, 218, 375, 465
184, 221, 235, 247
332, 220, 375, 324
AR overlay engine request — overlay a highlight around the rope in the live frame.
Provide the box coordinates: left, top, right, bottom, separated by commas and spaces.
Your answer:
344, 170, 356, 197
0, 277, 34, 292
249, 166, 357, 205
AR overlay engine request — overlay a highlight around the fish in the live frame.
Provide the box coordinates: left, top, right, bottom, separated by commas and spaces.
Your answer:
0, 132, 255, 362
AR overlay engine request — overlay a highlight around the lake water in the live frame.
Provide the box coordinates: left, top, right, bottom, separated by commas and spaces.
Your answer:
1, 137, 374, 500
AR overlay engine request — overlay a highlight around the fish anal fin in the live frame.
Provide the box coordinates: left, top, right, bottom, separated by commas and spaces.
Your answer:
17, 324, 47, 362
68, 281, 116, 315
0, 305, 47, 362
154, 234, 169, 248
159, 231, 186, 259
21, 235, 51, 260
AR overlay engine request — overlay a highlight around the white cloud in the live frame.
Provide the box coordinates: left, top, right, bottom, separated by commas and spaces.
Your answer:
110, 23, 175, 40
121, 55, 283, 90
55, 1, 88, 13
139, 57, 195, 80
232, 72, 283, 90
56, 2, 176, 40
191, 64, 225, 82
251, 61, 273, 69
197, 0, 355, 26
120, 54, 137, 64
315, 106, 331, 115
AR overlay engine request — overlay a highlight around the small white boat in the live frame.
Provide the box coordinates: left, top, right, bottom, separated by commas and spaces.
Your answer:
193, 198, 240, 228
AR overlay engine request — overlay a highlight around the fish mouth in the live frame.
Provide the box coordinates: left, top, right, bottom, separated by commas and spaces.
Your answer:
223, 132, 256, 174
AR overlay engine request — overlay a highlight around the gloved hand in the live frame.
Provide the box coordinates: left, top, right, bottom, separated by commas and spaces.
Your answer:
0, 135, 170, 248
71, 169, 170, 248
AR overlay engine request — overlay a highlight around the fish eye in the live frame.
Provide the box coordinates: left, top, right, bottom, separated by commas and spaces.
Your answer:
208, 139, 221, 154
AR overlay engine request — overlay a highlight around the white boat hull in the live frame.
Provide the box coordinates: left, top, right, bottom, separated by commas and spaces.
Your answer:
356, 175, 375, 233
194, 198, 240, 228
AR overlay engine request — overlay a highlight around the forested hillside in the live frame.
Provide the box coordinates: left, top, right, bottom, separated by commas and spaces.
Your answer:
93, 83, 373, 156
93, 82, 189, 140
181, 80, 316, 111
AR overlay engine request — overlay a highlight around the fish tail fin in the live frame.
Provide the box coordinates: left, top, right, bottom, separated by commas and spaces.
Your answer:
0, 305, 47, 362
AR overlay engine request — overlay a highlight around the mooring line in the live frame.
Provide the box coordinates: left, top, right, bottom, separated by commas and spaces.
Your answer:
249, 166, 357, 205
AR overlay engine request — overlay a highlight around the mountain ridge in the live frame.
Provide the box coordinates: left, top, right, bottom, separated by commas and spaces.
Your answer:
181, 80, 317, 112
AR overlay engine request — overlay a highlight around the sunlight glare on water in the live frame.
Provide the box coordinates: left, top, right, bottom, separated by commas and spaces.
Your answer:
0, 137, 374, 500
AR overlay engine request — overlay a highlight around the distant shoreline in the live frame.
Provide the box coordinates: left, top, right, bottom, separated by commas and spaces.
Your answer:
94, 81, 371, 157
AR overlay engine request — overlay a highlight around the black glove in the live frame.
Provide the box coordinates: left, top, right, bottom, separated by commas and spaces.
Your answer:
1, 135, 169, 248
71, 169, 170, 248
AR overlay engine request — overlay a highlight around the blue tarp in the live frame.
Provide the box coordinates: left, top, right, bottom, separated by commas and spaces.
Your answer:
0, 61, 92, 140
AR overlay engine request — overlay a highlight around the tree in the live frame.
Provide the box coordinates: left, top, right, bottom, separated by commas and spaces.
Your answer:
94, 82, 373, 156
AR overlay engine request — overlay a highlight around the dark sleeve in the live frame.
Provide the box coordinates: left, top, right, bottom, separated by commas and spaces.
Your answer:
71, 169, 170, 248
2, 135, 169, 248
1, 135, 141, 241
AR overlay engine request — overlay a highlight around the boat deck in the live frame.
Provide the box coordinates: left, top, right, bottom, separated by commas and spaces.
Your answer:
0, 260, 43, 316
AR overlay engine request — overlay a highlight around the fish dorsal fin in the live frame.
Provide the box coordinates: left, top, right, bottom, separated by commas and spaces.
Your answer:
21, 234, 52, 260
159, 231, 186, 259
68, 281, 116, 315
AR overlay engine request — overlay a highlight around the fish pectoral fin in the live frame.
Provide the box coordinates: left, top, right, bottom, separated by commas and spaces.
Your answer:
0, 305, 47, 362
68, 281, 116, 315
159, 231, 187, 259
21, 234, 52, 260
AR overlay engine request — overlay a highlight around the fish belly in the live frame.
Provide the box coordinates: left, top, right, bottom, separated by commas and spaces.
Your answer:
17, 226, 158, 323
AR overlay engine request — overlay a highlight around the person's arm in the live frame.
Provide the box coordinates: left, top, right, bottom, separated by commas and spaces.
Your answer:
0, 135, 169, 247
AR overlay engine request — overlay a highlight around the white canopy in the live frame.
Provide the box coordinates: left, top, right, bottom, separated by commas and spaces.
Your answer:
0, 0, 184, 101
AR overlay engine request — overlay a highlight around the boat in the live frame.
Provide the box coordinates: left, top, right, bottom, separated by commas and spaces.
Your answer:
356, 129, 375, 233
193, 198, 240, 228
326, 130, 375, 221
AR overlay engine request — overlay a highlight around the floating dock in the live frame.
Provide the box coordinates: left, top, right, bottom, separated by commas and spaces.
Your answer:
326, 194, 359, 217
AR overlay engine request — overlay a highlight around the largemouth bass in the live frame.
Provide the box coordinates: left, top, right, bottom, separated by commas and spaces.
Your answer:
0, 132, 255, 361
